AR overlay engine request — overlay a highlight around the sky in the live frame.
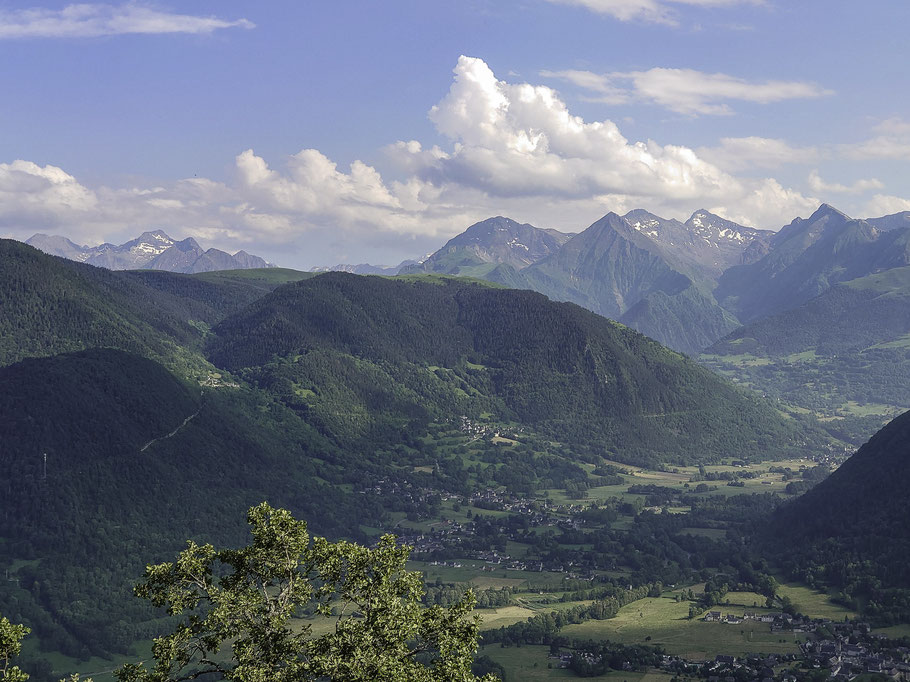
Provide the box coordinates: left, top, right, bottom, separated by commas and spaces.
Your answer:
1, 0, 909, 269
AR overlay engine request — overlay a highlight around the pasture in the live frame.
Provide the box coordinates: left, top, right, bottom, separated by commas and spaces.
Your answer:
560, 596, 807, 660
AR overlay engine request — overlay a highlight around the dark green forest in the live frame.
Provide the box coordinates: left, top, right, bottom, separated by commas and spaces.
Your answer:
768, 409, 910, 624
208, 272, 820, 465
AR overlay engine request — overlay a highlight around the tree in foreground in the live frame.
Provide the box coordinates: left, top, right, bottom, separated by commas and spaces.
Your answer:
1, 617, 30, 682
115, 503, 498, 681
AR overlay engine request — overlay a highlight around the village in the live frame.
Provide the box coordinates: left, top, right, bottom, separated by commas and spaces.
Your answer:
660, 614, 910, 681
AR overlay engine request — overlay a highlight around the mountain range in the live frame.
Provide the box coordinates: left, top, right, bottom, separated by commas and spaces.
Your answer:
397, 210, 768, 354
26, 206, 910, 360
328, 205, 910, 356
701, 207, 910, 440
715, 204, 910, 323
26, 230, 274, 273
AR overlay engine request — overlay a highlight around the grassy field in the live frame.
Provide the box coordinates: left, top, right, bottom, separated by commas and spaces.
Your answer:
578, 457, 816, 508
777, 583, 857, 620
560, 596, 807, 660
478, 644, 576, 680
724, 591, 770, 608
477, 605, 540, 629
873, 624, 910, 638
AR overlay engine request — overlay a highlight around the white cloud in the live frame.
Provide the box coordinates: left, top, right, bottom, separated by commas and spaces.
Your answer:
807, 170, 883, 195
2, 55, 823, 263
0, 3, 254, 39
698, 137, 821, 170
544, 0, 763, 25
539, 69, 632, 105
862, 194, 910, 217
391, 56, 817, 226
0, 160, 98, 230
843, 118, 910, 160
543, 67, 832, 116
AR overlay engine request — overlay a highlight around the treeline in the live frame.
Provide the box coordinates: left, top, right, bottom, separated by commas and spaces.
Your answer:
568, 640, 664, 677
424, 585, 514, 609
481, 584, 653, 646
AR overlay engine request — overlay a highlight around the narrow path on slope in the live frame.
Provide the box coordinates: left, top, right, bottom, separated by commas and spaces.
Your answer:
139, 398, 203, 453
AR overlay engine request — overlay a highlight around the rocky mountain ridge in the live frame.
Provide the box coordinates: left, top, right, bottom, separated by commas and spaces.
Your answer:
25, 230, 274, 273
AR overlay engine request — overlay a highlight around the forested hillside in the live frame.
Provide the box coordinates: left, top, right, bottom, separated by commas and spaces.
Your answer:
209, 272, 817, 465
0, 348, 356, 661
770, 409, 910, 623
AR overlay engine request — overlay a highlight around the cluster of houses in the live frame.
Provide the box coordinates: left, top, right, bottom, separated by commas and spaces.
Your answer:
358, 477, 457, 507
667, 617, 910, 681
802, 624, 910, 680
458, 416, 522, 442
198, 373, 239, 388
704, 611, 795, 625
397, 527, 594, 577
662, 652, 799, 680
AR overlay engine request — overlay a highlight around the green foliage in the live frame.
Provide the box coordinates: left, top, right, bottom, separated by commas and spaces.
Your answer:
0, 240, 311, 376
115, 503, 497, 682
0, 240, 203, 371
0, 617, 30, 682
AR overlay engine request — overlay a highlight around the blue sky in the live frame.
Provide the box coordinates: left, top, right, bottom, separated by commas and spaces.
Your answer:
1, 1, 909, 268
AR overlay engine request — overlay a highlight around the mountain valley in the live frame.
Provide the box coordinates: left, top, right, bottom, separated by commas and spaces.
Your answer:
5, 205, 910, 680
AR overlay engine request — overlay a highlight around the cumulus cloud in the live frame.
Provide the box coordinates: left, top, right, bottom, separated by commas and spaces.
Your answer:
544, 0, 763, 25
0, 150, 475, 253
0, 160, 98, 229
3, 55, 824, 263
0, 3, 254, 39
843, 118, 910, 160
391, 56, 817, 227
862, 194, 910, 217
698, 137, 822, 170
543, 67, 832, 116
807, 170, 883, 195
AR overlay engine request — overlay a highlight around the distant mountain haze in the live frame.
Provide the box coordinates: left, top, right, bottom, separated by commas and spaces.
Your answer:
473, 211, 750, 354
400, 216, 573, 277
309, 259, 422, 276
25, 230, 274, 273
21, 204, 910, 357
715, 204, 910, 323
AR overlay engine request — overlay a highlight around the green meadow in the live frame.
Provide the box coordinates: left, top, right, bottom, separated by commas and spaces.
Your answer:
560, 596, 807, 660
